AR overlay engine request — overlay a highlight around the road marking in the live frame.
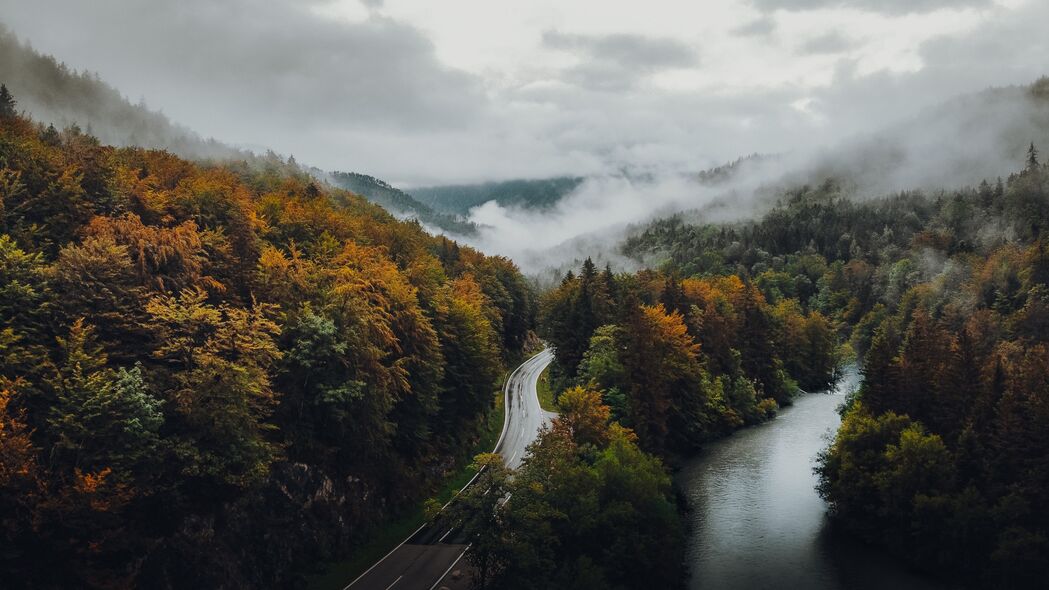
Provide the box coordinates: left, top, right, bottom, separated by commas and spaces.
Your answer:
343, 349, 554, 590
438, 528, 453, 543
429, 546, 470, 590
342, 524, 427, 590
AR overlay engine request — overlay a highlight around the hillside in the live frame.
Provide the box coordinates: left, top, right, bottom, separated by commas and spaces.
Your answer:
0, 102, 532, 588
3, 9, 1049, 589
0, 27, 248, 161
799, 77, 1049, 195
526, 127, 1049, 588
0, 29, 490, 240
328, 171, 476, 236
411, 176, 585, 215
613, 78, 1049, 254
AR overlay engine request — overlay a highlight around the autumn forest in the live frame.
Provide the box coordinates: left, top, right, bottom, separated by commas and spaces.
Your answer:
2, 5, 1049, 589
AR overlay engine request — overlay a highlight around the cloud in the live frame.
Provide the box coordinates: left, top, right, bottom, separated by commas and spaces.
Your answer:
542, 30, 698, 69
460, 77, 1049, 275
541, 30, 698, 92
448, 0, 1049, 272
732, 16, 777, 37
749, 0, 992, 15
799, 31, 855, 54
463, 172, 709, 273
0, 0, 1043, 193
0, 0, 485, 150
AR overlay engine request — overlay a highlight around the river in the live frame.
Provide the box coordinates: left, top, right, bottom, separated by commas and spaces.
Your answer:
678, 367, 944, 590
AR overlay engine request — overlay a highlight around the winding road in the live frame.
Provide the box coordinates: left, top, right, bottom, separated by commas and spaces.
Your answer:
343, 348, 556, 590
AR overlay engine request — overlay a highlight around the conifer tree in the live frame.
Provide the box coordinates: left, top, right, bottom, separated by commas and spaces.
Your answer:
0, 84, 15, 119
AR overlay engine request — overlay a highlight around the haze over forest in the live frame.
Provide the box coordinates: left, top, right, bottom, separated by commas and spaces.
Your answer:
2, 1, 1048, 274
1, 1, 1048, 589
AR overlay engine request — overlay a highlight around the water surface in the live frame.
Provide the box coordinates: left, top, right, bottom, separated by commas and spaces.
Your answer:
678, 369, 944, 590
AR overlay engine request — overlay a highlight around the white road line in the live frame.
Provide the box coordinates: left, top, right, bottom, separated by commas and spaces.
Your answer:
437, 528, 453, 543
428, 545, 471, 590
345, 349, 554, 590
342, 523, 428, 590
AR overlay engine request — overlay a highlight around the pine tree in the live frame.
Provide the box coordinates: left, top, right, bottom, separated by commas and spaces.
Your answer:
978, 179, 994, 208
861, 319, 901, 415
660, 275, 688, 318
40, 123, 60, 146
46, 320, 163, 477
0, 84, 15, 119
601, 263, 616, 298
581, 256, 597, 282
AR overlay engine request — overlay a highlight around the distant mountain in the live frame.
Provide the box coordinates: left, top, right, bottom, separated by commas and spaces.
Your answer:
328, 171, 476, 236
411, 176, 585, 215
0, 27, 249, 161
620, 77, 1049, 266
694, 153, 772, 185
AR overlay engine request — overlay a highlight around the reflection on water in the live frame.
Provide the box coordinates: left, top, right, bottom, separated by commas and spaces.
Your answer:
678, 368, 944, 590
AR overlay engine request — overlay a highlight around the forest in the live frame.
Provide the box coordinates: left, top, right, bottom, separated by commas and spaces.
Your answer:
452, 387, 684, 590
411, 176, 584, 216
538, 257, 838, 456
327, 171, 477, 236
3, 34, 1049, 586
0, 89, 534, 588
0, 28, 243, 161
622, 144, 1049, 587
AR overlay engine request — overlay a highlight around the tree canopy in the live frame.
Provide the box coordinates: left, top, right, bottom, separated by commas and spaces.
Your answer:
0, 97, 534, 588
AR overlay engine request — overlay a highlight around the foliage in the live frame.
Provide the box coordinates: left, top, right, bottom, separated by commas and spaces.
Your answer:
795, 158, 1049, 586
411, 175, 584, 215
328, 171, 476, 236
620, 144, 1049, 587
540, 257, 836, 454
0, 100, 532, 588
453, 391, 683, 590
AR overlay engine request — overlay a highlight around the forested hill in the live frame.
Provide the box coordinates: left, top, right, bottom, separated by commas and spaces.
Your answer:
0, 30, 485, 239
0, 28, 246, 161
614, 144, 1049, 587
328, 171, 476, 236
411, 176, 584, 215
799, 78, 1049, 195
0, 96, 534, 588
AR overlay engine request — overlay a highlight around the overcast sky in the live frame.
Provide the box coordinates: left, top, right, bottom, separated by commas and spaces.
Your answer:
1, 0, 1046, 186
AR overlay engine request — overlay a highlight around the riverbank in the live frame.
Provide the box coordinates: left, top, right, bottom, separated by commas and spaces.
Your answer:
676, 368, 945, 590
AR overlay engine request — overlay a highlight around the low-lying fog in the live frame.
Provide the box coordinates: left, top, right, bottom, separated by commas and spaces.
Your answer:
449, 81, 1049, 276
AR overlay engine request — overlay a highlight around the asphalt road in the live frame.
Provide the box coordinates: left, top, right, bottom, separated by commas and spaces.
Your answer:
344, 348, 556, 590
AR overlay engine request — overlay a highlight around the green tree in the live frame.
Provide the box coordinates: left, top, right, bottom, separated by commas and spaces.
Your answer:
0, 235, 48, 380
47, 320, 162, 480
433, 279, 501, 436
146, 289, 282, 488
0, 84, 15, 119
576, 324, 626, 418
456, 409, 683, 590
450, 453, 513, 588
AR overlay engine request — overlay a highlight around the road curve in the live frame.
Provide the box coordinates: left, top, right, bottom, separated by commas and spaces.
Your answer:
343, 348, 555, 590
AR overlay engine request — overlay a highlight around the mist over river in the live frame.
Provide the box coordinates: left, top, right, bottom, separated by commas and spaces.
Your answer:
678, 368, 946, 590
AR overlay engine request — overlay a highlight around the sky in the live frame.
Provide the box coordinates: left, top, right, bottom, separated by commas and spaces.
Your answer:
0, 0, 1046, 188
